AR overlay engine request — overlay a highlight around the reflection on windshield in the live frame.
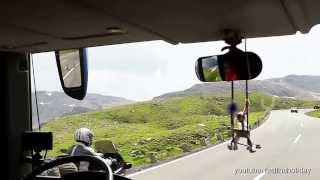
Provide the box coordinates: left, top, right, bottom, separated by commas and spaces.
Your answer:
58, 50, 81, 88
201, 56, 222, 81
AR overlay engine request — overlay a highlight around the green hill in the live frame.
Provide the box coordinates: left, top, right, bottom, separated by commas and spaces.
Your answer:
305, 109, 320, 118
43, 92, 319, 166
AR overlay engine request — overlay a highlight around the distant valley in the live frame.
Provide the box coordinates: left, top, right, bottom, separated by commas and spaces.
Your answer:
31, 91, 133, 127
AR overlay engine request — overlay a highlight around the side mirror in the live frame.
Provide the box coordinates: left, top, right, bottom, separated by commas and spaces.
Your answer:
55, 48, 88, 100
195, 51, 262, 82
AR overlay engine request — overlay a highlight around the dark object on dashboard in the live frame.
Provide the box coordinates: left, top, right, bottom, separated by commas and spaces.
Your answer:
22, 131, 53, 151
22, 132, 53, 169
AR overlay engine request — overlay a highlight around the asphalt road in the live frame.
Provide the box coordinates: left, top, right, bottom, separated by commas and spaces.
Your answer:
60, 52, 81, 87
128, 110, 320, 180
63, 63, 81, 88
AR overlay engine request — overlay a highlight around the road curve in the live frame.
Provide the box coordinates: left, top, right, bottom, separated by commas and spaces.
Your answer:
128, 110, 320, 180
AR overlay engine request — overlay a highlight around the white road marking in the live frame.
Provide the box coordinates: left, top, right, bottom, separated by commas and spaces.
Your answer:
63, 63, 80, 80
253, 172, 265, 180
300, 122, 304, 127
293, 134, 302, 143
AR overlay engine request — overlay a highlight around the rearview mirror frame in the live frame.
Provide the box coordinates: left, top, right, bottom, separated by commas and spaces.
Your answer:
195, 51, 262, 82
55, 48, 88, 100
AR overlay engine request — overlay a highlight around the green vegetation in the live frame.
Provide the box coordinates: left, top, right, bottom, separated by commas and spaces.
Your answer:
305, 109, 320, 118
273, 98, 320, 110
203, 67, 221, 81
43, 92, 320, 166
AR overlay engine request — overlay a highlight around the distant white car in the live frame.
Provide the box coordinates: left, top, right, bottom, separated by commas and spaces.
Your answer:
290, 107, 298, 113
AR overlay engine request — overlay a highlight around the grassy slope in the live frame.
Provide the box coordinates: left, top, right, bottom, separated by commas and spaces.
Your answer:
305, 109, 320, 118
273, 98, 320, 110
43, 92, 319, 166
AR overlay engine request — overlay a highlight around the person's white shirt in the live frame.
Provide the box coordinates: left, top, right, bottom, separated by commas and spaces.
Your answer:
68, 142, 112, 171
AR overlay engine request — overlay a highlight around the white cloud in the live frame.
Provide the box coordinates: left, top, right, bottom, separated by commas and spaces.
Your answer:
31, 52, 61, 91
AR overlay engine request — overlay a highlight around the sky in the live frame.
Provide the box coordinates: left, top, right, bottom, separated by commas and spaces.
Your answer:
32, 25, 320, 101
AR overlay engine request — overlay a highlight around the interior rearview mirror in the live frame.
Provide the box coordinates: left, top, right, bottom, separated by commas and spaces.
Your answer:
195, 51, 262, 82
55, 48, 88, 100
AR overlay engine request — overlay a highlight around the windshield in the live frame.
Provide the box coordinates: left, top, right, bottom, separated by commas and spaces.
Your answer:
31, 25, 320, 179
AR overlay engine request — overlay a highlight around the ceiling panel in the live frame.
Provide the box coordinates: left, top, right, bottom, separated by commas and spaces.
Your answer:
0, 0, 319, 53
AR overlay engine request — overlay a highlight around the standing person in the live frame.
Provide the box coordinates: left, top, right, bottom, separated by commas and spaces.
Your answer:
230, 100, 255, 152
67, 128, 113, 171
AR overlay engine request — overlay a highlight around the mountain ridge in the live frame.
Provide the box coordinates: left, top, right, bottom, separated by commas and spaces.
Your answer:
32, 91, 133, 127
33, 75, 320, 127
155, 75, 320, 100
